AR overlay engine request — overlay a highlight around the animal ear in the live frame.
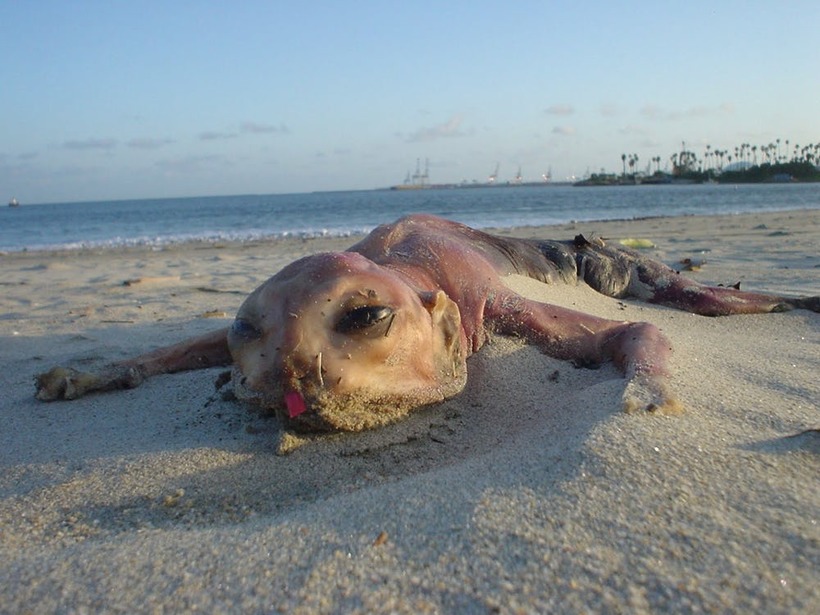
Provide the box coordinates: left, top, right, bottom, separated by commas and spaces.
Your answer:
419, 290, 462, 361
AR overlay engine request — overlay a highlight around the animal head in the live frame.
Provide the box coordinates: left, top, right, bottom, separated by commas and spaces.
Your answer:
227, 252, 467, 432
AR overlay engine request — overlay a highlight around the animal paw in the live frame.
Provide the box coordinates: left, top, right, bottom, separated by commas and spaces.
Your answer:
35, 367, 102, 401
622, 373, 683, 415
35, 365, 144, 401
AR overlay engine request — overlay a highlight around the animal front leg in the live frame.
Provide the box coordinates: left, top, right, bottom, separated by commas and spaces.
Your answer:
604, 322, 683, 414
36, 328, 231, 401
486, 292, 681, 413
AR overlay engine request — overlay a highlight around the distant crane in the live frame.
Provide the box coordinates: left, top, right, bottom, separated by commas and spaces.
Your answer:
488, 162, 499, 184
411, 158, 430, 187
411, 159, 422, 185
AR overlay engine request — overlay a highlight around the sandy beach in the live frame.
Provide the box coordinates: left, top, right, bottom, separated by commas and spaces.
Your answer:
1, 209, 818, 613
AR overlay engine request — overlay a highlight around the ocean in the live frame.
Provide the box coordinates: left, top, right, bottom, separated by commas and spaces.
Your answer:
2, 183, 819, 252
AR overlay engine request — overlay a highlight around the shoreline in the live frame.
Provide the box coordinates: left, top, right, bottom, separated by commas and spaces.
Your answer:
3, 206, 818, 259
1, 208, 818, 612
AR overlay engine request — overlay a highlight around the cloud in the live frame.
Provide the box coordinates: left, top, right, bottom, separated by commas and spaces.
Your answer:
199, 122, 290, 141
640, 104, 663, 120
545, 104, 574, 116
333, 148, 351, 156
618, 125, 648, 136
551, 125, 576, 136
640, 103, 734, 121
599, 103, 624, 117
405, 115, 467, 143
315, 147, 351, 159
240, 121, 290, 135
639, 138, 663, 148
63, 138, 118, 151
156, 154, 223, 174
198, 131, 237, 141
127, 137, 175, 150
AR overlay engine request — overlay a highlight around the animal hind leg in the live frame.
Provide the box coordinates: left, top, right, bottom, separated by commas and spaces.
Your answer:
627, 256, 820, 315
597, 247, 820, 315
574, 241, 819, 315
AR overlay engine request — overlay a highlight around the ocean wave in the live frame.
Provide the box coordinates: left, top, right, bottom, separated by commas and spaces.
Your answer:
1, 226, 378, 253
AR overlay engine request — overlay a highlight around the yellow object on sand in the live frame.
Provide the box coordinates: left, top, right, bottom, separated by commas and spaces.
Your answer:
619, 238, 656, 249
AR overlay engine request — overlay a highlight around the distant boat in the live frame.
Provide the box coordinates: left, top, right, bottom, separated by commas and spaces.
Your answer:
8, 197, 20, 208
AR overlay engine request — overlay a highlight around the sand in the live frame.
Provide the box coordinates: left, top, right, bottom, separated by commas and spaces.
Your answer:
1, 209, 818, 613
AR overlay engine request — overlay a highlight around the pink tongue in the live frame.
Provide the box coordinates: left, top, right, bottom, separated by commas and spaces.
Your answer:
284, 390, 307, 418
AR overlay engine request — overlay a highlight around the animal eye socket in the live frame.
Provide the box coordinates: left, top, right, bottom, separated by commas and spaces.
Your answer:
230, 318, 261, 340
335, 305, 394, 334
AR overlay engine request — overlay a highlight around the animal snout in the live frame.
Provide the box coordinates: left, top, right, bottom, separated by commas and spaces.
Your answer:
237, 349, 326, 399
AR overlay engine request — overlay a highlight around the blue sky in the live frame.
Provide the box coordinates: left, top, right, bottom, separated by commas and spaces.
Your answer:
2, 1, 819, 203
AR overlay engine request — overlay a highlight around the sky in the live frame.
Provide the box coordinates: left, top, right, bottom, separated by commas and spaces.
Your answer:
2, 0, 819, 204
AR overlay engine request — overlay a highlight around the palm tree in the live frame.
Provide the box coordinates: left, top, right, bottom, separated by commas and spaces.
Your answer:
621, 153, 627, 177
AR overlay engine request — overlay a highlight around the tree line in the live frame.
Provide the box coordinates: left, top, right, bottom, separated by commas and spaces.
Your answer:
618, 139, 820, 183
